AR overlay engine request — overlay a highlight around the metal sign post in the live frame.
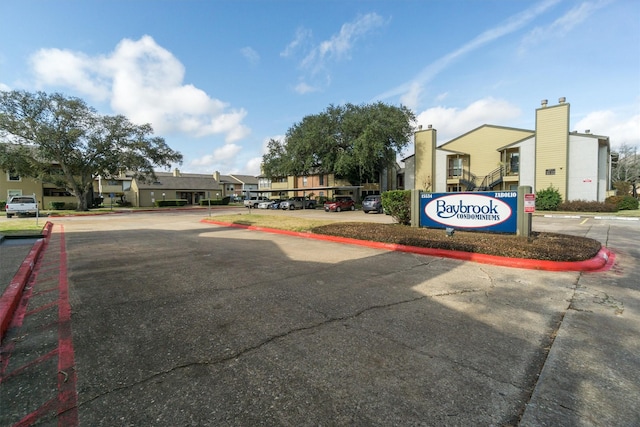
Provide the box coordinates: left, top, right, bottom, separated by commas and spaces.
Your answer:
517, 186, 533, 237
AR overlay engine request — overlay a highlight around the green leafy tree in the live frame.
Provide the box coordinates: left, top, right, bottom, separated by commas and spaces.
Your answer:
262, 102, 416, 184
0, 90, 183, 211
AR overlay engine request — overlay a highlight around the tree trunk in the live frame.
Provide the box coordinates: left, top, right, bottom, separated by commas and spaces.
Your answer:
75, 190, 89, 211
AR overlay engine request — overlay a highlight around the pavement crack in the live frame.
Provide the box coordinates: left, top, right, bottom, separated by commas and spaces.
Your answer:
78, 293, 468, 408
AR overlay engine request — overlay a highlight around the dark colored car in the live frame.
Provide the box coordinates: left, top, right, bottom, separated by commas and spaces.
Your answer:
280, 197, 316, 210
362, 195, 383, 214
324, 196, 356, 212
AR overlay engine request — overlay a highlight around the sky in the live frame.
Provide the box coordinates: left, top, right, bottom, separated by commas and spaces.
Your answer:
1, 0, 638, 176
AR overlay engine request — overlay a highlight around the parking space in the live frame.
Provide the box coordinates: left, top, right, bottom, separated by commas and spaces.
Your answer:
1, 211, 639, 425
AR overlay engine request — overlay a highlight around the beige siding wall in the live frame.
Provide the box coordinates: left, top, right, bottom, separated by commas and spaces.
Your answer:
1, 171, 43, 204
442, 127, 534, 180
535, 103, 569, 199
414, 129, 436, 191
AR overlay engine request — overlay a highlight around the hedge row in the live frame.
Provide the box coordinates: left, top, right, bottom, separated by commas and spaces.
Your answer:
199, 196, 231, 206
155, 199, 188, 207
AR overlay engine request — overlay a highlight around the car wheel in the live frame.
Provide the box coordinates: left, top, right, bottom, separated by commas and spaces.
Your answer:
336, 206, 341, 212
6, 214, 12, 218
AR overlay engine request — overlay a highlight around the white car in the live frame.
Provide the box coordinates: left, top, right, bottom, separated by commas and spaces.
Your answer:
257, 200, 274, 209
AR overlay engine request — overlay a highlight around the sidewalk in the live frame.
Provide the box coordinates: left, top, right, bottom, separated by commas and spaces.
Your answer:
0, 223, 79, 426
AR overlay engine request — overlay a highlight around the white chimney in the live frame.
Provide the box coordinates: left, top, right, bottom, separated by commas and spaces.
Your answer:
541, 99, 548, 107
559, 97, 566, 103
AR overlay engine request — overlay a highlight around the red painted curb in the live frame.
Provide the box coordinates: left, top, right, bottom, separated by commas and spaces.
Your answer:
201, 219, 613, 273
0, 221, 54, 342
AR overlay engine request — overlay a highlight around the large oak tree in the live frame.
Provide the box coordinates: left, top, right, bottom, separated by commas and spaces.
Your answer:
0, 90, 183, 210
262, 102, 416, 184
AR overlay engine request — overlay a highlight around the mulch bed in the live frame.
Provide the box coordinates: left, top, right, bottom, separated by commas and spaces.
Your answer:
310, 222, 602, 262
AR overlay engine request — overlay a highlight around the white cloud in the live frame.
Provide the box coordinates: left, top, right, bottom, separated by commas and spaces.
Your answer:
519, 0, 610, 54
188, 143, 245, 174
242, 135, 285, 176
575, 110, 640, 149
29, 35, 250, 143
415, 98, 522, 143
244, 157, 263, 176
294, 81, 318, 95
0, 82, 11, 91
281, 27, 312, 58
375, 0, 560, 105
300, 13, 385, 73
285, 13, 386, 93
241, 47, 260, 65
399, 82, 423, 110
29, 48, 111, 100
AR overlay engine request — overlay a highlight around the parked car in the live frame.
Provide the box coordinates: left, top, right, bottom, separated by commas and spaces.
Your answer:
5, 195, 39, 218
257, 200, 275, 209
244, 196, 269, 208
362, 195, 383, 214
280, 197, 316, 210
324, 196, 355, 212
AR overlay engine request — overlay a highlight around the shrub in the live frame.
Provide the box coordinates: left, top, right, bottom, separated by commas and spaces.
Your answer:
49, 201, 66, 210
558, 200, 617, 212
606, 195, 639, 210
0, 200, 5, 211
381, 190, 411, 225
535, 186, 562, 211
200, 196, 230, 206
155, 199, 188, 207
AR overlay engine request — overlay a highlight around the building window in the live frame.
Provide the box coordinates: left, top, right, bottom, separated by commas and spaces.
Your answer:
303, 176, 308, 186
507, 151, 519, 174
319, 174, 324, 185
449, 158, 463, 177
8, 170, 21, 181
43, 188, 72, 197
8, 189, 22, 199
545, 169, 556, 175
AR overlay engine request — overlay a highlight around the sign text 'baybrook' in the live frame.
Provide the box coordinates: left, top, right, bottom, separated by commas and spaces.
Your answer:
420, 192, 517, 233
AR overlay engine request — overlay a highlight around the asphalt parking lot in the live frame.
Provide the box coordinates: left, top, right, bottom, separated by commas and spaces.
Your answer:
1, 208, 639, 426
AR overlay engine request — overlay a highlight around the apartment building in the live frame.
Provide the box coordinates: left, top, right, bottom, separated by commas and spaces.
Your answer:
405, 98, 611, 202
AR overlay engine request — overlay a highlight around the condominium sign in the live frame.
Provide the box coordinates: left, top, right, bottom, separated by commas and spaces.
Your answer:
420, 192, 518, 233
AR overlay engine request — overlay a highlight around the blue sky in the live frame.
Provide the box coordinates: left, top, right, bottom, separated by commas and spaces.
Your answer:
1, 0, 638, 175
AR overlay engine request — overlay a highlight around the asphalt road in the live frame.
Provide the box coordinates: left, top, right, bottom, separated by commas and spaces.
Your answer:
1, 208, 639, 426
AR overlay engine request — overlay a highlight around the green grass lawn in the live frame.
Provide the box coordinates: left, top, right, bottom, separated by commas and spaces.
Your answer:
0, 217, 47, 235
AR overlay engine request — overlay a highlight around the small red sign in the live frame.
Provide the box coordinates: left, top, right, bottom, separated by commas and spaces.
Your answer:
524, 193, 536, 213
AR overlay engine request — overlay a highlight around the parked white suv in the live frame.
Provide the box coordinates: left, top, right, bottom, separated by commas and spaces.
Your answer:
243, 196, 269, 208
5, 195, 39, 218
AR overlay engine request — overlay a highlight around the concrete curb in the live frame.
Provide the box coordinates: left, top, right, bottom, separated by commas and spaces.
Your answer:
201, 219, 614, 273
0, 221, 53, 341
